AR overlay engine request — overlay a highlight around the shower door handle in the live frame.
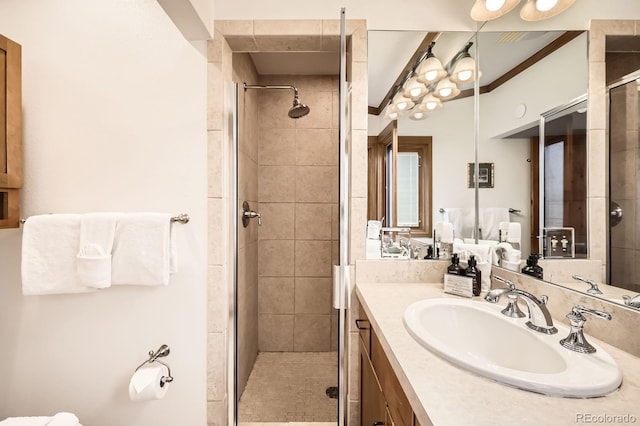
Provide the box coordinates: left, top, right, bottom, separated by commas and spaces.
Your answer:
242, 201, 262, 227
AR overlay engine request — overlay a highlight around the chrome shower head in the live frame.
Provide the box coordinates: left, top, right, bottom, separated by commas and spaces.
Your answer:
289, 95, 310, 118
243, 82, 310, 119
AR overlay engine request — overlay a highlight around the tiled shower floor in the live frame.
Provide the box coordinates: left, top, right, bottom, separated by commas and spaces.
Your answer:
238, 351, 338, 423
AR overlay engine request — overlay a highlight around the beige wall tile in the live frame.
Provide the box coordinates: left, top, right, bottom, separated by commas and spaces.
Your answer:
259, 239, 295, 277
259, 128, 296, 166
215, 20, 254, 36
259, 165, 296, 202
349, 25, 368, 64
295, 203, 333, 240
296, 129, 338, 166
296, 166, 338, 203
208, 30, 225, 63
208, 265, 227, 333
259, 314, 294, 351
588, 129, 607, 198
208, 130, 223, 198
256, 35, 322, 53
331, 203, 339, 240
350, 130, 368, 198
254, 20, 322, 36
225, 36, 259, 52
295, 91, 333, 129
294, 314, 331, 351
207, 62, 224, 131
208, 332, 226, 401
295, 240, 333, 277
208, 198, 226, 265
258, 202, 295, 240
207, 398, 228, 426
259, 277, 294, 314
258, 90, 296, 129
330, 311, 339, 351
238, 151, 258, 204
295, 277, 332, 314
349, 197, 367, 263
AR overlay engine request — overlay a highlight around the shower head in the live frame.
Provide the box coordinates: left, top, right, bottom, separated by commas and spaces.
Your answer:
243, 83, 310, 119
289, 95, 310, 118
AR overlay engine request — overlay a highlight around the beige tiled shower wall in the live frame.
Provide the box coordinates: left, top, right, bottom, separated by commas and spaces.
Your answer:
233, 53, 260, 396
256, 75, 339, 352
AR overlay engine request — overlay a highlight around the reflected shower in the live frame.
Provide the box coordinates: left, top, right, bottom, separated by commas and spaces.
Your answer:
243, 83, 310, 118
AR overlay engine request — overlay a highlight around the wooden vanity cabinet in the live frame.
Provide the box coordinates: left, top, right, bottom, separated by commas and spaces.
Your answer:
359, 311, 414, 426
0, 34, 22, 229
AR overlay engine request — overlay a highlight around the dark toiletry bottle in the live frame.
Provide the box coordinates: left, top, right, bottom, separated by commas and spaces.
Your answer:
424, 245, 434, 259
447, 253, 462, 275
521, 254, 544, 279
466, 255, 482, 296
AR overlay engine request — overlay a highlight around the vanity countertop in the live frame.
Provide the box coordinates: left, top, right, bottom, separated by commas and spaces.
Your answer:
356, 281, 640, 426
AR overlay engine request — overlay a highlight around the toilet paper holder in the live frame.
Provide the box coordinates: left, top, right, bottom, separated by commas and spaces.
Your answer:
135, 344, 174, 386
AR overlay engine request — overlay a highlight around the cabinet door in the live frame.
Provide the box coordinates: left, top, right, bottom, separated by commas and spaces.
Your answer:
0, 34, 22, 229
361, 340, 386, 426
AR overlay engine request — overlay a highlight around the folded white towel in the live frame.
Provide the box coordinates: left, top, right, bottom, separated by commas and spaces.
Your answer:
443, 208, 475, 240
77, 213, 117, 289
506, 222, 522, 249
480, 208, 510, 241
111, 213, 172, 286
21, 214, 96, 295
0, 412, 79, 426
440, 222, 454, 243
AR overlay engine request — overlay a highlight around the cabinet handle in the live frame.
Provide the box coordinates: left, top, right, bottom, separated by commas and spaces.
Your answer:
373, 422, 385, 426
355, 319, 370, 330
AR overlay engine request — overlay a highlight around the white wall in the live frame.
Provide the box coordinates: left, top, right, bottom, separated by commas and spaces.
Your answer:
0, 1, 207, 425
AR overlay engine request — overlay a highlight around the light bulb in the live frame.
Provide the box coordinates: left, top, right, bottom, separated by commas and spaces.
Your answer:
536, 0, 558, 12
457, 70, 473, 81
485, 0, 506, 12
424, 70, 439, 81
425, 101, 438, 110
409, 87, 423, 98
396, 101, 408, 111
439, 87, 452, 97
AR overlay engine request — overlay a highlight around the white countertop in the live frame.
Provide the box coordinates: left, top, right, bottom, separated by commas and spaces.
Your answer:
356, 281, 640, 426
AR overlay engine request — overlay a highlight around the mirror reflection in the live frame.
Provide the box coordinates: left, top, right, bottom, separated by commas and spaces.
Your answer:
366, 30, 640, 303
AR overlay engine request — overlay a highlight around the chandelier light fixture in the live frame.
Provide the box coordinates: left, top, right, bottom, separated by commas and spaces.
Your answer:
470, 0, 577, 22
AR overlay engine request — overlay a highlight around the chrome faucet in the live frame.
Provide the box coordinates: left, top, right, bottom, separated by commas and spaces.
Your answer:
559, 305, 612, 353
572, 274, 602, 295
622, 293, 640, 309
485, 275, 558, 335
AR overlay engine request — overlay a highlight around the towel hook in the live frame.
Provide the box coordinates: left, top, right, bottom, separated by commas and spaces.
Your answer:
135, 344, 174, 386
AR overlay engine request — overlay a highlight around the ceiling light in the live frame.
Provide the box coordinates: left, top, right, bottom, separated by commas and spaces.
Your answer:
409, 110, 428, 121
416, 42, 447, 84
384, 104, 401, 121
432, 77, 460, 100
520, 0, 575, 21
419, 93, 443, 111
391, 92, 415, 112
449, 43, 477, 84
471, 0, 520, 21
402, 76, 428, 99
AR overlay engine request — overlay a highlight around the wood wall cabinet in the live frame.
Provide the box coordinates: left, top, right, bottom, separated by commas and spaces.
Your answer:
0, 34, 22, 229
359, 311, 416, 426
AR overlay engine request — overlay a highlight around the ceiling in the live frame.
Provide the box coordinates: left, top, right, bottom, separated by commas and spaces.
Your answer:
249, 29, 573, 113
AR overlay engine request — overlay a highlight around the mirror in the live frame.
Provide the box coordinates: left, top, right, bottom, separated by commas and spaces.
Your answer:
367, 29, 640, 310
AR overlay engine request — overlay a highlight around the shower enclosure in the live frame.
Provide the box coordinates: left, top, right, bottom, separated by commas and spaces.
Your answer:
608, 70, 640, 292
230, 11, 351, 424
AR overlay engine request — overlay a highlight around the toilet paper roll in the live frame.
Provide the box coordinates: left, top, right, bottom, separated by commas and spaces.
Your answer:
129, 365, 170, 402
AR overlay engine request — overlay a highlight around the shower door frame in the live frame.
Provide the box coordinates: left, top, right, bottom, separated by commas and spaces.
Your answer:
606, 70, 640, 286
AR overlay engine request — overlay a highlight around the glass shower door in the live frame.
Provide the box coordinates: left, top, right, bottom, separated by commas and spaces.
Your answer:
608, 72, 640, 291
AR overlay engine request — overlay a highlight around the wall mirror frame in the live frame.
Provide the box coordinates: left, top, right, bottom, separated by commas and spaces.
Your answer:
367, 24, 640, 311
0, 33, 22, 229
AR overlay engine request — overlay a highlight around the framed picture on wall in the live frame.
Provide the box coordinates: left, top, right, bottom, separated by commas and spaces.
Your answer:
467, 162, 494, 188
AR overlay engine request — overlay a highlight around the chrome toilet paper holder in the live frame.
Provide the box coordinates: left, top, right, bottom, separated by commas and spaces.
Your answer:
135, 344, 174, 386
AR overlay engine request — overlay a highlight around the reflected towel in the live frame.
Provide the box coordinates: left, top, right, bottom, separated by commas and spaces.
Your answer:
480, 208, 510, 241
21, 214, 96, 295
506, 222, 522, 249
0, 412, 79, 426
443, 208, 475, 240
111, 213, 172, 286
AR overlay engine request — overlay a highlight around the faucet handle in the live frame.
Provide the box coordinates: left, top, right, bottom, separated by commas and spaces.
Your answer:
560, 305, 612, 354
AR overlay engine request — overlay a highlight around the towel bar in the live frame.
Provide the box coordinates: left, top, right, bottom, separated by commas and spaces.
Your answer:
439, 208, 521, 214
19, 213, 190, 225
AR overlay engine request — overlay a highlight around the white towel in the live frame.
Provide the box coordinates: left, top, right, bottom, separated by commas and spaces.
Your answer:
111, 213, 172, 286
453, 242, 491, 292
443, 208, 475, 240
21, 214, 96, 295
506, 222, 522, 249
77, 213, 117, 289
0, 412, 79, 426
440, 222, 454, 243
480, 208, 510, 241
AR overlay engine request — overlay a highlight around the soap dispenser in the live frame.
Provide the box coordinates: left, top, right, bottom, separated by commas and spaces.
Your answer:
466, 255, 482, 296
521, 254, 543, 279
447, 253, 463, 275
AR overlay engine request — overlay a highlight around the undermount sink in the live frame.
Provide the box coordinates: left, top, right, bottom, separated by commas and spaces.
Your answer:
404, 298, 622, 398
